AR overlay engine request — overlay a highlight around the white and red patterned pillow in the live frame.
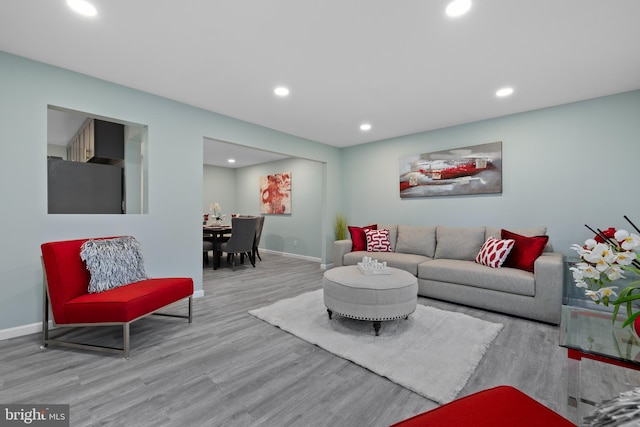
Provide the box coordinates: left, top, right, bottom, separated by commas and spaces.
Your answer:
475, 236, 515, 268
365, 228, 392, 252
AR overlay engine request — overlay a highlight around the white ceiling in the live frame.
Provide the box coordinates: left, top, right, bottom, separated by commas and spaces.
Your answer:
5, 0, 640, 151
47, 108, 89, 146
203, 138, 290, 169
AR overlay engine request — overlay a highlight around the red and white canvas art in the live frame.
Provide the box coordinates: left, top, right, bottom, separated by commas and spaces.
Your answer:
399, 141, 502, 198
260, 172, 291, 214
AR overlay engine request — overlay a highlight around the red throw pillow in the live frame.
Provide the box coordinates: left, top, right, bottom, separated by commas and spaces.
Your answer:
365, 229, 392, 252
501, 229, 549, 273
348, 224, 377, 251
475, 237, 515, 268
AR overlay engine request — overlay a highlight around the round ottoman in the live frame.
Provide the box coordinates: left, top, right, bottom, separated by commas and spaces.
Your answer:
323, 265, 418, 336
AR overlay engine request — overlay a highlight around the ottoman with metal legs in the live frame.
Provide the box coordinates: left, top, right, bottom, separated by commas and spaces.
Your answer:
322, 265, 418, 336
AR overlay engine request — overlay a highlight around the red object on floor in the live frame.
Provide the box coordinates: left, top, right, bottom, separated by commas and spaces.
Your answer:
390, 385, 576, 427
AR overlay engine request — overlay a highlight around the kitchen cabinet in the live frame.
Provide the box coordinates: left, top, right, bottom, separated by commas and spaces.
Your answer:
67, 119, 124, 164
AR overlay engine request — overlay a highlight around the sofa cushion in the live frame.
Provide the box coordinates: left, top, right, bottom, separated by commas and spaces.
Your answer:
379, 224, 398, 251
434, 226, 486, 261
475, 237, 515, 268
396, 225, 436, 257
418, 259, 535, 297
344, 250, 431, 276
348, 224, 377, 251
80, 236, 148, 294
501, 229, 549, 273
365, 229, 392, 252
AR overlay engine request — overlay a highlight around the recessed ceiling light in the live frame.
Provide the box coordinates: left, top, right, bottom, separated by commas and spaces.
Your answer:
67, 0, 97, 17
228, 158, 236, 164
274, 87, 290, 97
446, 0, 472, 17
360, 123, 372, 131
496, 87, 514, 97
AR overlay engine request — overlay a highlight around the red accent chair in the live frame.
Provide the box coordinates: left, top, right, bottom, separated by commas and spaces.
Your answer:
41, 237, 194, 358
390, 385, 576, 427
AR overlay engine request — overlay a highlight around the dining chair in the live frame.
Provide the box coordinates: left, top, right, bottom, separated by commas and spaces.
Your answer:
253, 216, 265, 261
216, 216, 258, 270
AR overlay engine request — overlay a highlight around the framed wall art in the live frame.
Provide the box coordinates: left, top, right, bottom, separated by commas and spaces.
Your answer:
259, 172, 291, 214
399, 141, 502, 198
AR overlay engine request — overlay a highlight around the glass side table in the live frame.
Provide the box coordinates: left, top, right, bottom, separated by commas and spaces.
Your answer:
560, 258, 640, 425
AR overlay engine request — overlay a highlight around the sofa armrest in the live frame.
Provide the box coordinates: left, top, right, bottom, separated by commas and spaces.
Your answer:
333, 240, 353, 267
533, 252, 564, 323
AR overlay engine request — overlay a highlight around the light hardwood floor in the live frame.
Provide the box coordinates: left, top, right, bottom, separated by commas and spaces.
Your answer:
1, 253, 639, 426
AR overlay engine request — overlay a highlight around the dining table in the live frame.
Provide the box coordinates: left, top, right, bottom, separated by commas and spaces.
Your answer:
203, 224, 232, 269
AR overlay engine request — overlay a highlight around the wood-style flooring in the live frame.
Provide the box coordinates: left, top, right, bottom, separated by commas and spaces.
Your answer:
1, 253, 639, 426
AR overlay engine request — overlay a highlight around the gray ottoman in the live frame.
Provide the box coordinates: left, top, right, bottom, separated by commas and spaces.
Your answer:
323, 265, 418, 336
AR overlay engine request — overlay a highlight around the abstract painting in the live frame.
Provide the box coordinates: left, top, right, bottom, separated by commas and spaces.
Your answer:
399, 141, 502, 198
260, 172, 291, 214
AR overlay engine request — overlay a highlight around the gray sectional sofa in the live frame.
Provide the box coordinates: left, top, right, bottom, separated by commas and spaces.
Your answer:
333, 224, 564, 324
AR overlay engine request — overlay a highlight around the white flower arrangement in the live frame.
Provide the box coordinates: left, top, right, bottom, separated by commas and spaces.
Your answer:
570, 216, 640, 329
571, 230, 640, 303
209, 202, 226, 221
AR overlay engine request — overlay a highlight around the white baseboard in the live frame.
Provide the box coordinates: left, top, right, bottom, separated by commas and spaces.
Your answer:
0, 322, 49, 341
261, 248, 322, 265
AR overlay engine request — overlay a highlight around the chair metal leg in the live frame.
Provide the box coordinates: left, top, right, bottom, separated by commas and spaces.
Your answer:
42, 284, 49, 349
39, 294, 192, 357
123, 324, 130, 359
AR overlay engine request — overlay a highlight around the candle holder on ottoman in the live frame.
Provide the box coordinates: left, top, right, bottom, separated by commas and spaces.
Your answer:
322, 265, 418, 336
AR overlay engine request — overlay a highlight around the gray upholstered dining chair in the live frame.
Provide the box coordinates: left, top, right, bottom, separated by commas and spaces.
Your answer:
253, 216, 265, 261
216, 216, 258, 270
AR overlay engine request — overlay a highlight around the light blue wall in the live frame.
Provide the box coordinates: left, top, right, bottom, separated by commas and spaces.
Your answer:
235, 158, 325, 258
342, 90, 640, 257
203, 165, 237, 219
0, 51, 343, 332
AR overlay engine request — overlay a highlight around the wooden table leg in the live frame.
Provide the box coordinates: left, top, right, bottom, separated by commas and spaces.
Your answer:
213, 233, 221, 270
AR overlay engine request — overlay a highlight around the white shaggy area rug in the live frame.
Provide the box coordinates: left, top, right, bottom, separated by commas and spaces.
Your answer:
248, 289, 503, 404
